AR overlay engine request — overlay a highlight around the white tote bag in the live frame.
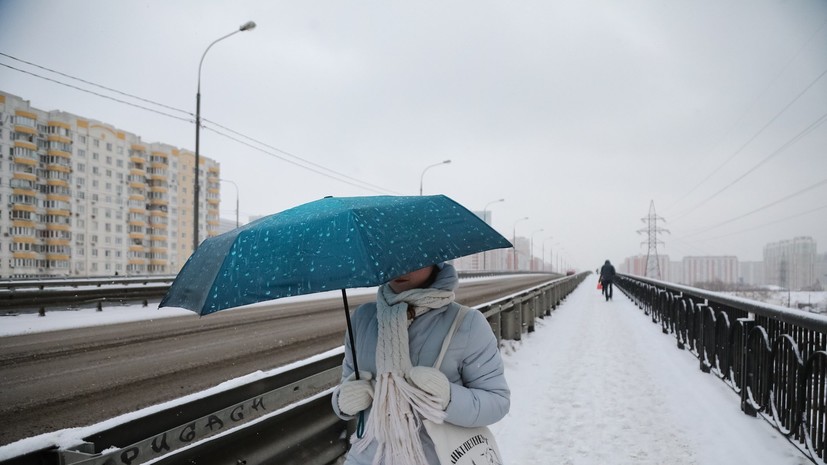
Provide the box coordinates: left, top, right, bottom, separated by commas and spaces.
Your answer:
423, 304, 504, 465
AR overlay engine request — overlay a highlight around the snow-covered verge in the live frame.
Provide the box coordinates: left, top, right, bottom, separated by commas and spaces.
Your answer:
725, 290, 827, 314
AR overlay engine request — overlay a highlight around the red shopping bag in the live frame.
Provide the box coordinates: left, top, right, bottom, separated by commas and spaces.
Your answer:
597, 281, 603, 290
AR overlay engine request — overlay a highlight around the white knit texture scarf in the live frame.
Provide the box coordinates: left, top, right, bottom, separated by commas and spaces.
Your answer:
352, 283, 455, 465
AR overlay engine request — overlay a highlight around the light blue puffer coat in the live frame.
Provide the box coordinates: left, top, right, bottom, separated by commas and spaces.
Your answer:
331, 263, 510, 465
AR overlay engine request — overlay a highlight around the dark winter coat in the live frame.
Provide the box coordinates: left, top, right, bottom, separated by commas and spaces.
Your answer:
600, 261, 616, 284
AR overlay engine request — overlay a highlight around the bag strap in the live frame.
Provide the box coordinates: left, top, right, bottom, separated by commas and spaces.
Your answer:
433, 303, 471, 369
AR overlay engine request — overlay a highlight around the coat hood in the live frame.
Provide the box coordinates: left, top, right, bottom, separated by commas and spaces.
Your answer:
431, 262, 459, 292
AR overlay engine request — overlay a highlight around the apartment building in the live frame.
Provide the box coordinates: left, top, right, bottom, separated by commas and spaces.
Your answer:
620, 254, 671, 282
0, 91, 220, 278
763, 236, 818, 291
681, 255, 738, 287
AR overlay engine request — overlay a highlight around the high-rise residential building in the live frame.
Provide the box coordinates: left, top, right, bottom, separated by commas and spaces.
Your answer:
738, 261, 765, 287
681, 256, 738, 287
453, 210, 509, 272
0, 91, 220, 278
620, 254, 671, 282
763, 236, 817, 291
816, 253, 827, 289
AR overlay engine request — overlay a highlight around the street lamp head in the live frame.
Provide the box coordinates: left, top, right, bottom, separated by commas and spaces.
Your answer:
443, 159, 452, 164
239, 21, 257, 31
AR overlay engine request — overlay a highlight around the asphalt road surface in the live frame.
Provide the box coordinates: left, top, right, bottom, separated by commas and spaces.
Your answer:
0, 275, 552, 446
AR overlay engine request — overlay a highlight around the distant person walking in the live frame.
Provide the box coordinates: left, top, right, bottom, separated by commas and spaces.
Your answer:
600, 260, 616, 301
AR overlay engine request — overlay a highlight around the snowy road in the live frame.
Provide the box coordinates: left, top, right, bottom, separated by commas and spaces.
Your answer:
492, 275, 810, 465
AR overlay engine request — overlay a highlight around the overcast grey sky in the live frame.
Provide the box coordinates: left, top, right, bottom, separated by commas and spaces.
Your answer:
1, 0, 825, 270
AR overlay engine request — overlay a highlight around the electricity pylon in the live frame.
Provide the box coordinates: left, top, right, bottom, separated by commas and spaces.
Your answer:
637, 200, 669, 279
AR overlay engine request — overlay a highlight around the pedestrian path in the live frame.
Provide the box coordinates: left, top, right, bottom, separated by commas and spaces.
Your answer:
490, 274, 810, 465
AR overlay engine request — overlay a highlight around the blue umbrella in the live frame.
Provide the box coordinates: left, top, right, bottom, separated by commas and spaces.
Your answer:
160, 194, 511, 434
160, 194, 511, 315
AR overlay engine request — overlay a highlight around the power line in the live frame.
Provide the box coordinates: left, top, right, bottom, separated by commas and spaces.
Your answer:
672, 108, 827, 221
679, 178, 827, 238
665, 18, 827, 214
202, 118, 403, 195
0, 62, 193, 123
676, 69, 827, 219
203, 124, 400, 195
688, 203, 827, 243
0, 51, 192, 117
1, 54, 402, 196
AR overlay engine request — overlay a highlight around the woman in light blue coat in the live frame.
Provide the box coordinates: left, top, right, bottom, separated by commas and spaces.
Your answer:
331, 262, 510, 465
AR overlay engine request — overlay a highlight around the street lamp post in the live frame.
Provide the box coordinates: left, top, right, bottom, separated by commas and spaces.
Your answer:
542, 236, 554, 272
419, 160, 451, 195
512, 217, 529, 271
529, 229, 544, 271
481, 198, 504, 270
193, 20, 256, 251
220, 178, 240, 228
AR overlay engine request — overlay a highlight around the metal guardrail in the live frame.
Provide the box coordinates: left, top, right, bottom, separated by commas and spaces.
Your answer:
0, 277, 175, 312
0, 272, 588, 465
615, 273, 827, 464
0, 271, 553, 313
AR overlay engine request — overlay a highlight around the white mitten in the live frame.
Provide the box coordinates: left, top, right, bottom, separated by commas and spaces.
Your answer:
408, 366, 451, 410
337, 371, 374, 416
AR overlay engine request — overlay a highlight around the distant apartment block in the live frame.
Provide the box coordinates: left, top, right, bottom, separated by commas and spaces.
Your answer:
738, 261, 765, 287
681, 256, 738, 286
0, 91, 220, 278
452, 210, 510, 271
621, 254, 741, 286
764, 236, 818, 291
620, 254, 671, 282
816, 253, 827, 289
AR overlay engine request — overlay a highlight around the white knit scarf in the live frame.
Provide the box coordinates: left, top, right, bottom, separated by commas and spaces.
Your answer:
351, 283, 455, 465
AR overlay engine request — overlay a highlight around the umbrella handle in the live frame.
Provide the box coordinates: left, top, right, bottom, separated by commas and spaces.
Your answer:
342, 289, 366, 438
341, 289, 360, 377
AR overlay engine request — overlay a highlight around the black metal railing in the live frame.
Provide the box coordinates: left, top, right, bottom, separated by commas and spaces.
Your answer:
616, 274, 827, 464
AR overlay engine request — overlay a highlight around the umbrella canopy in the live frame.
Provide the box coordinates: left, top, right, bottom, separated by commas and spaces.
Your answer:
160, 194, 512, 315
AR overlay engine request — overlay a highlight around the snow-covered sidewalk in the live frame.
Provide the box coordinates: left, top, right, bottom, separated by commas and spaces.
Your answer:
492, 275, 809, 465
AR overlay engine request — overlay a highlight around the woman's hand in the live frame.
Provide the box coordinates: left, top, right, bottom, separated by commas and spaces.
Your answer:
337, 371, 374, 415
408, 366, 451, 410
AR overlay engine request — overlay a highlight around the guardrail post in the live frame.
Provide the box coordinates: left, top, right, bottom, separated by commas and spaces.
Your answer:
501, 302, 521, 341
523, 296, 535, 333
487, 307, 502, 343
